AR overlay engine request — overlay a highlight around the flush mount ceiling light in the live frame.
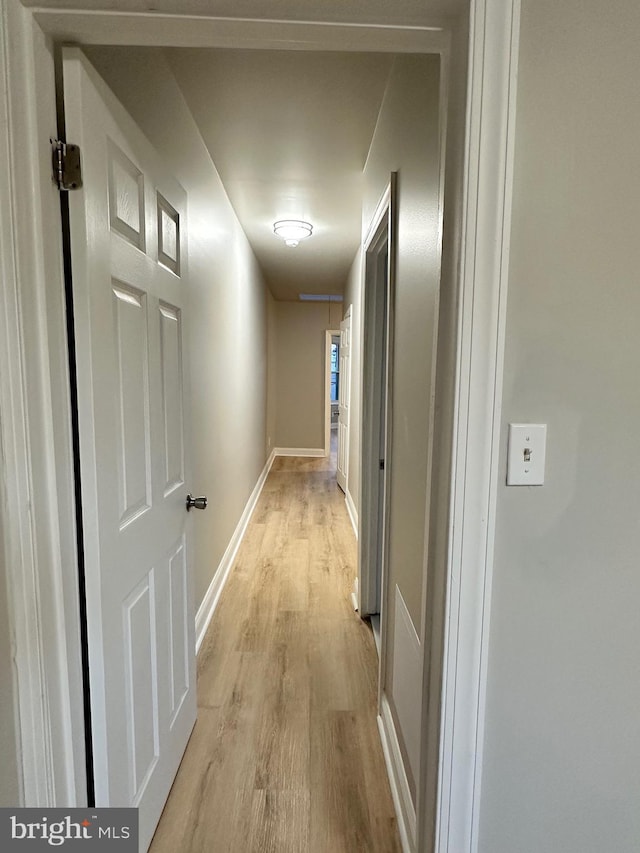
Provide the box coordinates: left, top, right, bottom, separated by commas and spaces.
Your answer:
273, 219, 313, 248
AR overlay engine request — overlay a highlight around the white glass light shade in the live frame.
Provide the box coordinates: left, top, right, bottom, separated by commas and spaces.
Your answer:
273, 219, 313, 242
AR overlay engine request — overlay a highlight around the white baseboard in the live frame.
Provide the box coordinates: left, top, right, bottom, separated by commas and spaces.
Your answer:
345, 489, 358, 538
378, 694, 416, 853
273, 447, 325, 457
351, 576, 359, 612
195, 449, 276, 652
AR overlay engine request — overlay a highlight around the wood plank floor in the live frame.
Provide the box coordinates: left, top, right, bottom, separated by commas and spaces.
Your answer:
149, 447, 402, 853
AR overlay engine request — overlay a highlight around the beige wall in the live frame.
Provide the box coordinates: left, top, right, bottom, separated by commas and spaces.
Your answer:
363, 54, 441, 639
272, 300, 343, 450
478, 2, 640, 851
343, 249, 363, 507
345, 36, 467, 833
85, 48, 270, 607
345, 54, 442, 801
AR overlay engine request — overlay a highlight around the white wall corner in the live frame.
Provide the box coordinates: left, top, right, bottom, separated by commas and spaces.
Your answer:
195, 450, 275, 652
345, 489, 358, 539
378, 695, 417, 853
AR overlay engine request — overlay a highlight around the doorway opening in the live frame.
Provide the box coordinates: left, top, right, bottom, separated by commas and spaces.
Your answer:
358, 178, 395, 659
2, 4, 524, 850
336, 306, 352, 494
324, 328, 340, 470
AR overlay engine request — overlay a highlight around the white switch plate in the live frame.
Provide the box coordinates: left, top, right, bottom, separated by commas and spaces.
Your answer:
507, 423, 547, 486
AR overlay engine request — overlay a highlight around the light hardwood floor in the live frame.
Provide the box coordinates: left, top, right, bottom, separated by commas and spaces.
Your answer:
149, 447, 402, 853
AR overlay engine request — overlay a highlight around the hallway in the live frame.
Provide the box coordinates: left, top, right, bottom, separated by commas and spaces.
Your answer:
149, 452, 402, 852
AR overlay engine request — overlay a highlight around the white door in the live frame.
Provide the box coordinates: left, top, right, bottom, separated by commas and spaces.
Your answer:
336, 307, 352, 492
64, 49, 197, 850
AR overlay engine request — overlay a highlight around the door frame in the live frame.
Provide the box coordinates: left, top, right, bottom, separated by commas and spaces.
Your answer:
0, 1, 521, 850
323, 329, 340, 458
358, 177, 395, 621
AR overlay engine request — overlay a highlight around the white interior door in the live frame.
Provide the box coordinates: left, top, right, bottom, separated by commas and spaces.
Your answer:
64, 48, 197, 850
337, 307, 352, 492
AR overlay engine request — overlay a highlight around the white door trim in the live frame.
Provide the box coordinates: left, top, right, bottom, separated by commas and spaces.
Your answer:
358, 179, 393, 620
31, 11, 450, 54
0, 3, 521, 849
0, 5, 53, 806
0, 0, 87, 806
432, 1, 521, 851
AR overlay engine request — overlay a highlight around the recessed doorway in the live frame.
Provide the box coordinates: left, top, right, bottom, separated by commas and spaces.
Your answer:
324, 328, 341, 467
359, 178, 396, 660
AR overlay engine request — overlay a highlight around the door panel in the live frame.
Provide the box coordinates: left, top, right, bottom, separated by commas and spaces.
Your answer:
112, 282, 152, 525
168, 536, 189, 726
122, 571, 159, 805
157, 194, 180, 275
108, 142, 146, 249
64, 48, 196, 851
159, 303, 185, 496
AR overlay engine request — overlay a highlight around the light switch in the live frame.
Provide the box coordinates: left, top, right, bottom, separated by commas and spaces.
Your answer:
507, 423, 547, 486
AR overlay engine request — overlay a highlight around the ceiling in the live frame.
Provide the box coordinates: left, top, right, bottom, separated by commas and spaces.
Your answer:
165, 48, 393, 300
30, 0, 466, 300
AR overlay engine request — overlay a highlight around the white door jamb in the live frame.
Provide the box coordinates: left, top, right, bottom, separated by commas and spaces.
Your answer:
428, 1, 521, 852
0, 0, 87, 807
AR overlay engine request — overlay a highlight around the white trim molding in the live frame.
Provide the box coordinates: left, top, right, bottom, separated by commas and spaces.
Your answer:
33, 11, 449, 53
0, 0, 86, 807
0, 4, 51, 805
345, 489, 358, 539
358, 175, 395, 623
434, 1, 521, 852
195, 449, 276, 652
273, 447, 325, 458
378, 695, 416, 853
